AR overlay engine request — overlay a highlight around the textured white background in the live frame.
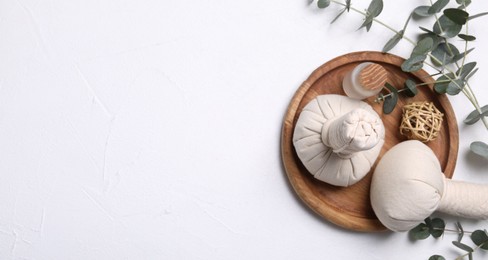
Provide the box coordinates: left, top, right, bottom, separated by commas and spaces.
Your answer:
0, 0, 487, 259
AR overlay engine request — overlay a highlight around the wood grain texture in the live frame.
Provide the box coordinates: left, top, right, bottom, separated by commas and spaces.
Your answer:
281, 51, 459, 232
359, 63, 387, 90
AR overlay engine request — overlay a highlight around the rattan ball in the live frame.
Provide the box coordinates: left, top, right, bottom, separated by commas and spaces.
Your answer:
399, 101, 443, 142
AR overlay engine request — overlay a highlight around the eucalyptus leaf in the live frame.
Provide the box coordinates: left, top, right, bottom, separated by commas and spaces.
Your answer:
431, 43, 459, 66
430, 218, 446, 238
463, 105, 488, 125
471, 141, 488, 158
429, 0, 450, 14
452, 241, 474, 252
431, 46, 454, 66
443, 8, 469, 25
317, 0, 331, 8
368, 0, 383, 17
425, 217, 433, 228
433, 15, 463, 38
404, 78, 418, 97
464, 112, 481, 125
429, 255, 446, 260
401, 54, 426, 72
434, 74, 453, 94
456, 221, 464, 242
446, 79, 464, 95
359, 15, 374, 31
419, 32, 443, 49
465, 67, 478, 81
414, 6, 432, 17
457, 62, 476, 80
453, 47, 475, 63
409, 223, 430, 240
468, 12, 488, 21
458, 34, 476, 41
471, 230, 488, 249
413, 37, 434, 55
383, 30, 404, 52
383, 83, 398, 114
366, 20, 373, 31
359, 0, 383, 31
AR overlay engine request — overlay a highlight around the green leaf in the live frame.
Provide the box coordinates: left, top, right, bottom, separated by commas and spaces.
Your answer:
457, 62, 476, 80
458, 34, 476, 41
430, 218, 445, 238
365, 21, 373, 31
429, 0, 450, 14
446, 79, 464, 95
465, 67, 478, 81
464, 105, 488, 125
425, 217, 433, 228
471, 230, 488, 250
443, 8, 469, 25
414, 6, 433, 17
401, 54, 427, 72
368, 0, 383, 17
430, 42, 460, 66
359, 15, 374, 31
452, 47, 474, 64
471, 141, 488, 158
317, 0, 331, 8
434, 73, 456, 94
383, 83, 398, 114
419, 32, 443, 49
452, 241, 474, 252
359, 0, 383, 31
413, 37, 434, 55
404, 79, 418, 97
429, 255, 446, 260
468, 12, 488, 21
456, 221, 464, 242
382, 30, 404, 53
464, 111, 482, 125
433, 15, 463, 38
410, 223, 431, 240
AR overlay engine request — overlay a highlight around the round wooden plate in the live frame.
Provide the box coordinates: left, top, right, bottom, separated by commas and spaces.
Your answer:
281, 51, 459, 232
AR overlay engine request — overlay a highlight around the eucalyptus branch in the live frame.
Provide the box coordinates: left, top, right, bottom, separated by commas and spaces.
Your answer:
410, 217, 488, 260
330, 0, 416, 45
316, 0, 488, 157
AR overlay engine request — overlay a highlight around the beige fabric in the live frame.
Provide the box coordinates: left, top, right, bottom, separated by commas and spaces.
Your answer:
438, 179, 488, 219
293, 94, 385, 187
370, 140, 444, 231
371, 140, 488, 232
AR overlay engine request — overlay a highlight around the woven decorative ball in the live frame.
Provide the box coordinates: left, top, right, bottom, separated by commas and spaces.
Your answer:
399, 101, 443, 142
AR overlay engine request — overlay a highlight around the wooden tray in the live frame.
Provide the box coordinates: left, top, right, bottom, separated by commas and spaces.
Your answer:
281, 51, 459, 232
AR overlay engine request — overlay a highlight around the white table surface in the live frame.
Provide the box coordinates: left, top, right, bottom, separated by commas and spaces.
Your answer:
1, 0, 487, 259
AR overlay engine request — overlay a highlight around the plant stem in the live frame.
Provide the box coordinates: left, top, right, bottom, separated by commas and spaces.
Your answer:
436, 227, 473, 234
330, 0, 416, 45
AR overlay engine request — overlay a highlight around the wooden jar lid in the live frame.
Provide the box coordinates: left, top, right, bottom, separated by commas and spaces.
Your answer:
359, 63, 388, 90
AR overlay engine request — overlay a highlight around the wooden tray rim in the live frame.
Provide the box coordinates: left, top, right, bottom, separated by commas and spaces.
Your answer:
281, 51, 459, 232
